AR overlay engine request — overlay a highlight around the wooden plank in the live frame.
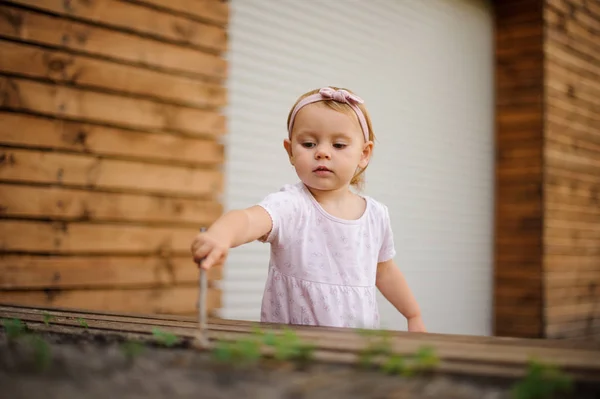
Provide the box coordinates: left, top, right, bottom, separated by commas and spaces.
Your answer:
495, 265, 540, 280
0, 254, 222, 289
548, 87, 600, 124
546, 41, 600, 82
547, 147, 600, 177
547, 207, 600, 225
0, 5, 226, 80
546, 65, 600, 109
547, 245, 600, 256
0, 148, 223, 197
546, 223, 600, 243
545, 254, 600, 272
0, 184, 222, 225
4, 305, 600, 371
0, 285, 221, 314
0, 112, 224, 166
0, 77, 225, 137
546, 286, 600, 307
545, 5, 600, 51
11, 0, 227, 51
547, 130, 600, 156
135, 0, 229, 26
547, 115, 600, 145
0, 40, 226, 108
0, 220, 198, 254
546, 302, 600, 324
546, 318, 600, 338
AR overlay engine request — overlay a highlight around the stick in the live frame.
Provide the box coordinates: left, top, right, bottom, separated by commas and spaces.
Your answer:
193, 227, 210, 349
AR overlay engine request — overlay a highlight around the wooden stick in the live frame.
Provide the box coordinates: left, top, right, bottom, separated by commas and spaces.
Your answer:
193, 227, 210, 349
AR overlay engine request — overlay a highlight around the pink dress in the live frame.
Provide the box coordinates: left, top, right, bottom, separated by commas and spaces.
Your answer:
257, 182, 396, 329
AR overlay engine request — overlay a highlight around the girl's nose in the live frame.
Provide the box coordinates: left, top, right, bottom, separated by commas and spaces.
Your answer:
315, 145, 331, 159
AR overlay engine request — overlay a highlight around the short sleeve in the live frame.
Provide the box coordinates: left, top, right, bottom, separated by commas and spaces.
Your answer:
378, 204, 396, 263
256, 186, 300, 245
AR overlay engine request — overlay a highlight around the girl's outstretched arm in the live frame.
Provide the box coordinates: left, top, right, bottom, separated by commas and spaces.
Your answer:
190, 205, 272, 270
376, 259, 426, 332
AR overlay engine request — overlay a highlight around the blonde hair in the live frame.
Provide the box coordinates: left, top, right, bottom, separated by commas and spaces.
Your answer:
286, 86, 375, 189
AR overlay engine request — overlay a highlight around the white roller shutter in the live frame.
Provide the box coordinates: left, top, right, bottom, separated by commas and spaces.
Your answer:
222, 0, 494, 336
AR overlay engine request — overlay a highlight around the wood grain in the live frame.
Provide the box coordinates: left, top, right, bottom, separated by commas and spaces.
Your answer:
0, 40, 226, 108
0, 183, 222, 225
0, 220, 199, 254
10, 0, 227, 51
0, 112, 224, 166
0, 76, 225, 137
0, 5, 226, 80
0, 286, 221, 314
0, 148, 223, 197
0, 254, 222, 289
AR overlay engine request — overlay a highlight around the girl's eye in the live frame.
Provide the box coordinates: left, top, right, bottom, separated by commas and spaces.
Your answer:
333, 143, 347, 149
301, 142, 315, 148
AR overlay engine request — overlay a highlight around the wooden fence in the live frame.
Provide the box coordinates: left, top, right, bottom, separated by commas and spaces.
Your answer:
0, 0, 228, 316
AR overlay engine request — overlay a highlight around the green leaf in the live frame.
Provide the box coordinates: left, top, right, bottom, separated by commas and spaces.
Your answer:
76, 318, 89, 329
2, 318, 27, 340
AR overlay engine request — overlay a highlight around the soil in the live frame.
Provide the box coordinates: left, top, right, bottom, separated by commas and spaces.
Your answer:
1, 330, 598, 399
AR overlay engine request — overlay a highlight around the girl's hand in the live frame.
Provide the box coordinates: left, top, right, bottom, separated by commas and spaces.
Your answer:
190, 231, 229, 270
407, 315, 426, 333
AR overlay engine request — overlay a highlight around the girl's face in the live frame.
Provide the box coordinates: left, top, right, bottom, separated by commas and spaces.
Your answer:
284, 103, 373, 192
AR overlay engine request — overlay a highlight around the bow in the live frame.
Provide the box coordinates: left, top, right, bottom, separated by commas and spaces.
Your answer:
319, 87, 364, 104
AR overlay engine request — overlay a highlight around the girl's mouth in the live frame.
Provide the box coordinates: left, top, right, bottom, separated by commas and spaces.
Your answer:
313, 166, 332, 172
313, 166, 333, 176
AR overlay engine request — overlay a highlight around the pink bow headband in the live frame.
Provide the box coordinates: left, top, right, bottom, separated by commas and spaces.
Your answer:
287, 87, 370, 142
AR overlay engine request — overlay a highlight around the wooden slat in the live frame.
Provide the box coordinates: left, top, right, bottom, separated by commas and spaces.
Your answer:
0, 40, 226, 108
10, 0, 227, 51
0, 5, 226, 80
0, 76, 225, 137
0, 285, 221, 314
0, 112, 223, 166
546, 254, 600, 272
546, 302, 600, 324
0, 184, 222, 224
136, 0, 229, 26
546, 285, 600, 307
0, 254, 222, 289
0, 148, 222, 197
0, 220, 197, 254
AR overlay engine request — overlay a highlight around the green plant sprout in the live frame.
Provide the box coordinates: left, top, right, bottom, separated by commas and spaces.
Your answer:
356, 329, 439, 376
212, 336, 262, 366
211, 326, 315, 368
42, 312, 55, 326
121, 340, 145, 363
151, 327, 179, 347
26, 334, 52, 371
510, 358, 573, 399
76, 317, 89, 329
259, 327, 315, 365
2, 318, 28, 341
2, 318, 52, 371
357, 329, 393, 368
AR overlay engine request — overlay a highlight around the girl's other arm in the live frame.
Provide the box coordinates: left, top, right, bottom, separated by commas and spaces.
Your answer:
376, 259, 426, 332
191, 205, 272, 269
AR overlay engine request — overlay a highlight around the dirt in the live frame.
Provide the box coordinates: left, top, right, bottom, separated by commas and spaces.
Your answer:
1, 330, 598, 399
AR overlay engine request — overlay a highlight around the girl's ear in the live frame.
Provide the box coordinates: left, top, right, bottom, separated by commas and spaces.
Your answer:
283, 139, 294, 165
359, 140, 374, 168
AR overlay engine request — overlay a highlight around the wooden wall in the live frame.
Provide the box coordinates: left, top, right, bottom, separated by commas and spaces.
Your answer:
493, 0, 545, 338
543, 0, 600, 340
0, 0, 227, 316
494, 0, 599, 339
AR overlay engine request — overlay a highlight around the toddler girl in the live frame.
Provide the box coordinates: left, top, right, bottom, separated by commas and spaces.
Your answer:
190, 87, 425, 332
